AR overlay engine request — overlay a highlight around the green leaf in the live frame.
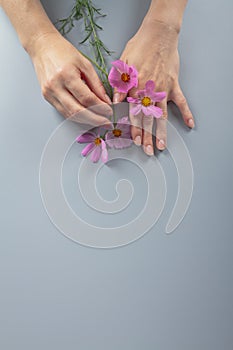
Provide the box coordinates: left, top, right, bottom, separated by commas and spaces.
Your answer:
79, 30, 92, 44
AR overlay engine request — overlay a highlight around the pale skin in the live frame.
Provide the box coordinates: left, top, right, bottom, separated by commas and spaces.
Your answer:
114, 0, 195, 154
0, 0, 195, 154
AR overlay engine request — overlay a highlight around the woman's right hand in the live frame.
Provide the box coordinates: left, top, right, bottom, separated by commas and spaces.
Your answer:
28, 32, 113, 127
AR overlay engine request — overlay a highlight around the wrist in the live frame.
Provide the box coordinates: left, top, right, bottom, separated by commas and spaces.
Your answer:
136, 17, 179, 51
24, 30, 61, 58
144, 0, 187, 34
141, 17, 180, 38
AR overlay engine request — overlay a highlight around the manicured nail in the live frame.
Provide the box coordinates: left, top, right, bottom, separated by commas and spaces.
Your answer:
104, 94, 112, 104
145, 145, 154, 156
113, 93, 120, 103
188, 118, 195, 128
158, 139, 166, 150
134, 135, 141, 146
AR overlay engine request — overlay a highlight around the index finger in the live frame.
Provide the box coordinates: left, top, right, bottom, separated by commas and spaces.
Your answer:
65, 76, 113, 117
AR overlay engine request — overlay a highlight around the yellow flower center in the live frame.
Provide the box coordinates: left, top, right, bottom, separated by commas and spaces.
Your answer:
121, 73, 130, 83
94, 137, 102, 146
112, 129, 122, 137
141, 96, 152, 107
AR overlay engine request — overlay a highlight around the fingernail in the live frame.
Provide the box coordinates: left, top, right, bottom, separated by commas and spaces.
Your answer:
113, 93, 120, 104
104, 123, 113, 130
134, 135, 141, 146
158, 139, 166, 150
104, 94, 112, 105
90, 104, 113, 116
188, 119, 195, 128
107, 107, 113, 116
145, 145, 154, 156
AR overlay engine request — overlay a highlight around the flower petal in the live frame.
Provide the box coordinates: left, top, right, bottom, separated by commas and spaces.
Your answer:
151, 91, 166, 102
108, 68, 122, 89
76, 132, 96, 143
126, 80, 138, 91
137, 90, 147, 98
145, 80, 155, 92
106, 138, 115, 148
144, 105, 163, 118
128, 65, 138, 87
105, 130, 114, 141
131, 104, 142, 115
118, 123, 131, 135
114, 80, 131, 93
127, 97, 140, 104
90, 146, 101, 163
109, 61, 138, 93
111, 60, 127, 73
112, 138, 124, 149
142, 106, 152, 116
117, 116, 129, 125
122, 130, 131, 139
117, 137, 133, 149
81, 142, 95, 156
128, 65, 137, 75
118, 123, 130, 134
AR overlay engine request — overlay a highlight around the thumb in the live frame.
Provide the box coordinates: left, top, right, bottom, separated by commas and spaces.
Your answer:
113, 89, 127, 104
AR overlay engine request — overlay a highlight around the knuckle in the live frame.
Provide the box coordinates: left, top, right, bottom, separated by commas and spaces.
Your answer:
143, 116, 154, 127
67, 107, 81, 119
42, 87, 48, 99
42, 75, 60, 98
60, 64, 75, 77
80, 94, 96, 106
84, 60, 92, 71
162, 110, 168, 119
63, 110, 70, 119
42, 83, 52, 99
95, 81, 105, 91
176, 93, 187, 106
158, 105, 168, 119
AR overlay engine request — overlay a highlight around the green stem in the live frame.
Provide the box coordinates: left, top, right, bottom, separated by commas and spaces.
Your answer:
112, 103, 117, 125
86, 2, 106, 70
79, 50, 108, 78
57, 0, 113, 98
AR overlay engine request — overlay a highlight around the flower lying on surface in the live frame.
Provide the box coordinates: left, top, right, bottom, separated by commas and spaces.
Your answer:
127, 80, 166, 118
106, 117, 132, 149
76, 117, 132, 163
76, 131, 108, 163
108, 60, 138, 93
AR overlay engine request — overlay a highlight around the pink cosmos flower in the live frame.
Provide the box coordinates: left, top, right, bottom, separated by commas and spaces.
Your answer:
106, 116, 133, 149
108, 60, 138, 93
76, 131, 108, 163
127, 80, 166, 118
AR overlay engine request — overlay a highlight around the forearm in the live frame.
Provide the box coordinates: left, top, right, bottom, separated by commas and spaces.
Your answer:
144, 0, 188, 33
0, 0, 59, 55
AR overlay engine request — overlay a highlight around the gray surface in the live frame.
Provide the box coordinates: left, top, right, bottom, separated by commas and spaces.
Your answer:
0, 0, 233, 349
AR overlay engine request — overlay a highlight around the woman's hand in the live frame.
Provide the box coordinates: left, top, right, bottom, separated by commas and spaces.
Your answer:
29, 32, 113, 127
113, 19, 195, 155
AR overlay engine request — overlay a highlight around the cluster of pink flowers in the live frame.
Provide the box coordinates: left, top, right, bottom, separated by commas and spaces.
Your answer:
76, 116, 132, 163
77, 60, 166, 163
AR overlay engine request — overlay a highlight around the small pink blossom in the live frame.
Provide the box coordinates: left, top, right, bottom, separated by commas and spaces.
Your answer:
127, 80, 166, 118
106, 116, 133, 149
76, 131, 108, 163
108, 60, 138, 93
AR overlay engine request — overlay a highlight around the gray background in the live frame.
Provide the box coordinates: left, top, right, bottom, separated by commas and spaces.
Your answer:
0, 0, 233, 349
